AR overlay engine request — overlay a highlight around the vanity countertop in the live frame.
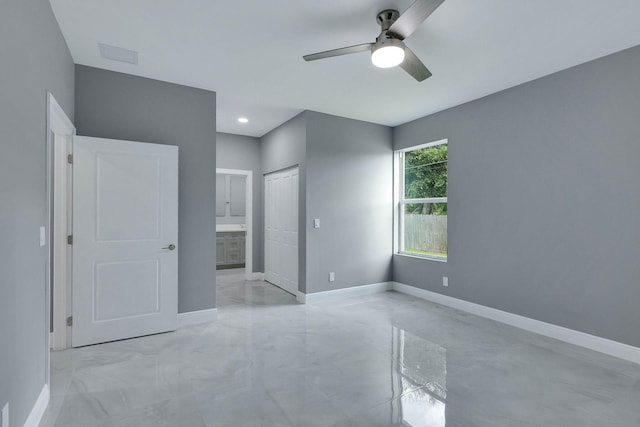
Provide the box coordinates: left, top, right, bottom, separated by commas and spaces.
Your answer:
216, 224, 246, 232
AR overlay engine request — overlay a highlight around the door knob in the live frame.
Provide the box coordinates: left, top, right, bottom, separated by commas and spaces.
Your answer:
163, 244, 176, 251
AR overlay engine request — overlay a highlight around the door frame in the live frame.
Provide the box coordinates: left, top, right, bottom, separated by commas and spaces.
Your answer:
216, 168, 253, 280
51, 133, 73, 351
46, 93, 75, 380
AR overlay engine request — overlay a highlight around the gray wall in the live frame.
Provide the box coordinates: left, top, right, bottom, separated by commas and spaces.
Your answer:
259, 112, 393, 294
260, 113, 307, 291
306, 112, 393, 294
0, 0, 74, 425
216, 132, 262, 272
75, 65, 217, 313
393, 45, 640, 347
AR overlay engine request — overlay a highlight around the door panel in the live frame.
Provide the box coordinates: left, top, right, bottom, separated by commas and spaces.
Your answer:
72, 136, 178, 347
96, 152, 161, 240
94, 259, 160, 320
264, 167, 299, 295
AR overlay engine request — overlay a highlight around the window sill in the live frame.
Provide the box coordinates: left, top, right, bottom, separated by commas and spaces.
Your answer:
395, 252, 447, 263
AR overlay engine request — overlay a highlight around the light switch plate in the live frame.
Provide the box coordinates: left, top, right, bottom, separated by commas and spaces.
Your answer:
313, 219, 320, 229
329, 272, 335, 282
442, 276, 448, 287
39, 226, 46, 247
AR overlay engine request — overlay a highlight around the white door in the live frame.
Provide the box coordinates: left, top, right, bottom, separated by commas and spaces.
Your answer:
264, 167, 299, 295
72, 136, 179, 347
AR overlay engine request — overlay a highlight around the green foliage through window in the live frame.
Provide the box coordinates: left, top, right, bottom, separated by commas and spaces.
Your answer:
404, 144, 447, 215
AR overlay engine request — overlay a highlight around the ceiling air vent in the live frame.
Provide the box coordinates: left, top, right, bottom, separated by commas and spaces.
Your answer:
98, 43, 138, 65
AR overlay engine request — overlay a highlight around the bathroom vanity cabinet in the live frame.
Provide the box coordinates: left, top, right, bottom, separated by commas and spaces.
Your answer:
216, 231, 246, 268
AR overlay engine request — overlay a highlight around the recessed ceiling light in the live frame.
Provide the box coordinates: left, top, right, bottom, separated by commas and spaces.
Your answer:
237, 117, 249, 123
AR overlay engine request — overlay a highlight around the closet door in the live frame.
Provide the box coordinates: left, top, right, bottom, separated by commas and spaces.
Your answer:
264, 167, 299, 295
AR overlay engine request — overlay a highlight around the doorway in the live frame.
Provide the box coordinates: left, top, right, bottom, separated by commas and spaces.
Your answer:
215, 168, 254, 280
49, 130, 180, 349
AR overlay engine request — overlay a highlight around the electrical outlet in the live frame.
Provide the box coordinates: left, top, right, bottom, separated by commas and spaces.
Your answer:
2, 402, 9, 427
329, 272, 335, 282
442, 276, 448, 287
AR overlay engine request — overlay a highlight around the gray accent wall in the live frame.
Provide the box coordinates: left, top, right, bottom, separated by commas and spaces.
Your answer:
305, 112, 393, 294
393, 45, 640, 347
75, 65, 217, 313
0, 0, 74, 425
216, 132, 263, 272
260, 113, 307, 291
259, 112, 393, 294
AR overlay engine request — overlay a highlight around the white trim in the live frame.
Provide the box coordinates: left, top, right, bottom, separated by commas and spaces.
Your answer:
391, 282, 640, 365
51, 133, 73, 351
297, 282, 393, 304
393, 151, 401, 254
216, 168, 253, 280
177, 308, 218, 328
247, 272, 265, 281
46, 93, 75, 389
401, 197, 447, 204
395, 253, 447, 263
23, 384, 49, 427
48, 94, 74, 135
296, 292, 305, 304
397, 138, 448, 152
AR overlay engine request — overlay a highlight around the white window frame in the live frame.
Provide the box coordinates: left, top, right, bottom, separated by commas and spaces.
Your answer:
394, 138, 448, 262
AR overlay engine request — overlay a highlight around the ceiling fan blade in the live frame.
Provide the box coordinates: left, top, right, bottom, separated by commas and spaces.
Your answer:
303, 43, 373, 62
400, 46, 432, 81
388, 0, 445, 40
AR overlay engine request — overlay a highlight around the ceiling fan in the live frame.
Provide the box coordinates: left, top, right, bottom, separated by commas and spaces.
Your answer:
303, 0, 444, 82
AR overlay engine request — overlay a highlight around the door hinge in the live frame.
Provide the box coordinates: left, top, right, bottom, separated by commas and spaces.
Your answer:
67, 154, 73, 164
67, 235, 73, 245
66, 316, 73, 327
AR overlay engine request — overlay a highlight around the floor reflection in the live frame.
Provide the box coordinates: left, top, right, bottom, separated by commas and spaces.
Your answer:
391, 327, 447, 427
42, 279, 640, 427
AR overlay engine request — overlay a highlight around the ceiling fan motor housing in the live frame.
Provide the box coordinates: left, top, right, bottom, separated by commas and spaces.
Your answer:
376, 9, 400, 31
373, 9, 406, 65
374, 32, 405, 52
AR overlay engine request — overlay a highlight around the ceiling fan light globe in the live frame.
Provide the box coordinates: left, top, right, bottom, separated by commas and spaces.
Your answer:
371, 45, 405, 68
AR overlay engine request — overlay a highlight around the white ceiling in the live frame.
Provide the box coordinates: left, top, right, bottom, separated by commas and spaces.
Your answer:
50, 0, 640, 137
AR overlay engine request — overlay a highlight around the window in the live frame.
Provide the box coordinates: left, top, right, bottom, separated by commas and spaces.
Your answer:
395, 140, 448, 260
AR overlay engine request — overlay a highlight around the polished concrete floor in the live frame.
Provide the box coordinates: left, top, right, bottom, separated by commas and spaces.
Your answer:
41, 269, 640, 426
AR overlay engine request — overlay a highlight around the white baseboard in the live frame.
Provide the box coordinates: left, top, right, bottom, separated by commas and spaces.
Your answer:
247, 272, 265, 281
297, 282, 392, 304
177, 308, 218, 328
391, 282, 640, 365
24, 384, 49, 427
